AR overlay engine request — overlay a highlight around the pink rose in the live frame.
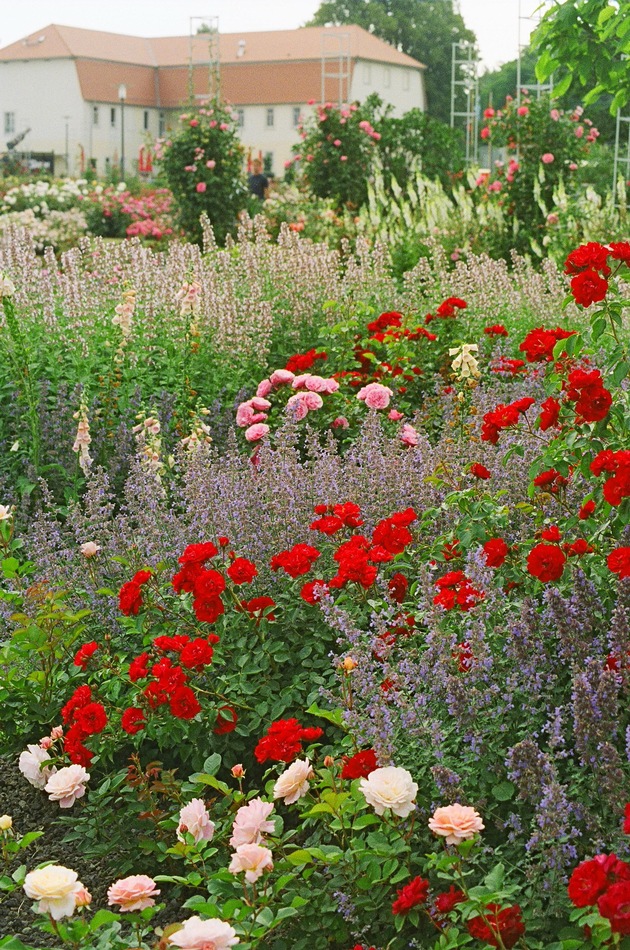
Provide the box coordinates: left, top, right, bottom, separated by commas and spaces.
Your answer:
550, 108, 560, 121
302, 391, 323, 410
388, 409, 404, 421
80, 541, 100, 558
196, 182, 207, 193
273, 758, 313, 804
168, 916, 239, 949
45, 765, 89, 808
340, 155, 348, 161
488, 180, 502, 192
575, 125, 584, 139
400, 424, 419, 447
547, 213, 559, 225
291, 374, 310, 389
229, 798, 275, 848
245, 423, 270, 442
189, 119, 199, 127
569, 163, 578, 170
269, 369, 295, 387
332, 416, 349, 429
517, 106, 529, 116
228, 843, 273, 883
480, 127, 490, 140
236, 402, 266, 428
286, 393, 309, 420
256, 379, 272, 398
206, 159, 216, 169
333, 139, 341, 147
428, 803, 484, 844
107, 874, 160, 911
303, 375, 328, 392
357, 382, 393, 410
541, 153, 554, 164
177, 798, 215, 844
250, 396, 271, 411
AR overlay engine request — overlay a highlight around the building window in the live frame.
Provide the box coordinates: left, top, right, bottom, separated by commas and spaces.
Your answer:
363, 63, 371, 84
93, 106, 99, 126
110, 107, 116, 127
143, 110, 149, 130
236, 108, 244, 128
266, 108, 274, 128
4, 112, 15, 134
383, 67, 391, 88
264, 152, 273, 174
403, 70, 410, 91
292, 106, 301, 128
159, 112, 166, 136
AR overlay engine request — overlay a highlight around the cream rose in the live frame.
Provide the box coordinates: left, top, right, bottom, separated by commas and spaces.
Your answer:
80, 541, 100, 558
168, 915, 239, 949
0, 815, 12, 830
273, 758, 313, 805
359, 766, 418, 818
23, 865, 82, 920
18, 744, 55, 789
428, 803, 484, 844
45, 764, 90, 808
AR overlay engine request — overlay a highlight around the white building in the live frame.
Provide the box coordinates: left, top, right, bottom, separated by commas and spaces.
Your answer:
0, 23, 426, 176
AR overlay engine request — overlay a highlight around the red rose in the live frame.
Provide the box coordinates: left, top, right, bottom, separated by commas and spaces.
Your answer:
227, 557, 258, 585
121, 707, 146, 735
75, 702, 107, 736
341, 749, 378, 779
598, 880, 630, 934
179, 638, 214, 669
527, 543, 566, 582
310, 515, 344, 534
579, 500, 595, 520
129, 652, 150, 682
154, 635, 190, 653
466, 904, 525, 948
470, 463, 491, 480
484, 324, 508, 336
608, 547, 630, 580
372, 519, 413, 555
172, 561, 204, 594
568, 854, 630, 907
541, 525, 562, 542
565, 241, 611, 275
519, 326, 574, 362
61, 685, 92, 724
270, 543, 321, 578
388, 572, 409, 603
239, 596, 276, 622
392, 876, 430, 915
300, 579, 328, 604
624, 803, 630, 835
193, 595, 225, 624
169, 685, 201, 720
119, 581, 143, 616
434, 886, 466, 914
571, 268, 608, 307
332, 502, 363, 527
178, 542, 218, 564
132, 569, 152, 586
73, 641, 98, 669
213, 704, 238, 735
539, 397, 561, 431
483, 538, 509, 568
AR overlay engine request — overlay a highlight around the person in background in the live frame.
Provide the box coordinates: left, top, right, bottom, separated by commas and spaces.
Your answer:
248, 158, 269, 200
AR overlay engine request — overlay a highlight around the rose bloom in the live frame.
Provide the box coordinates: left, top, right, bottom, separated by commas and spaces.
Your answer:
359, 766, 418, 817
541, 152, 554, 164
229, 797, 275, 848
80, 541, 100, 558
45, 764, 90, 808
357, 382, 393, 410
177, 798, 216, 844
273, 758, 313, 804
19, 744, 55, 788
168, 916, 239, 949
23, 865, 83, 920
107, 874, 160, 911
228, 843, 274, 883
0, 814, 12, 830
429, 803, 485, 844
245, 422, 270, 442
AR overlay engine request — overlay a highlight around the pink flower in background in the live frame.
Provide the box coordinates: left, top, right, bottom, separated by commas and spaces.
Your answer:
244, 423, 270, 442
575, 125, 584, 139
488, 180, 503, 192
230, 798, 275, 848
302, 391, 323, 410
291, 374, 310, 389
400, 424, 419, 447
388, 409, 404, 421
302, 375, 328, 393
189, 119, 199, 127
517, 106, 529, 116
177, 798, 215, 844
550, 108, 560, 120
541, 153, 555, 164
480, 127, 490, 140
357, 382, 393, 410
340, 155, 348, 161
333, 139, 342, 147
569, 162, 578, 170
269, 369, 295, 387
547, 213, 559, 225
256, 378, 273, 398
195, 182, 207, 193
332, 416, 349, 429
206, 159, 216, 169
107, 874, 160, 911
483, 107, 495, 118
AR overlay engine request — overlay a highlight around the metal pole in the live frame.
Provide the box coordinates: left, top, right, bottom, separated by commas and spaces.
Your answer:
63, 115, 70, 174
120, 97, 125, 178
613, 109, 621, 204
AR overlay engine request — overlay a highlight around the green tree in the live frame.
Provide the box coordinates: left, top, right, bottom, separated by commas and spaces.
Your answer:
533, 0, 630, 112
308, 0, 477, 124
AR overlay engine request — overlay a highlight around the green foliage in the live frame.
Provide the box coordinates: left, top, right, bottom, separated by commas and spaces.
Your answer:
532, 0, 630, 113
308, 0, 477, 124
159, 99, 247, 245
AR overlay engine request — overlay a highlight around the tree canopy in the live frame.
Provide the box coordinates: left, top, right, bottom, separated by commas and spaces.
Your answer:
307, 0, 477, 124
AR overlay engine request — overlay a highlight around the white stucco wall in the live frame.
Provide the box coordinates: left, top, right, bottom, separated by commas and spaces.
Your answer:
350, 61, 426, 114
85, 102, 157, 177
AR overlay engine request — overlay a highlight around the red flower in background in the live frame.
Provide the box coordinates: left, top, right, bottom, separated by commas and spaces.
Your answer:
73, 641, 98, 669
388, 572, 409, 603
61, 685, 92, 724
608, 547, 630, 580
483, 538, 508, 568
254, 718, 323, 764
121, 707, 146, 735
470, 463, 491, 480
178, 543, 218, 565
598, 880, 630, 934
227, 557, 258, 585
624, 803, 630, 834
285, 348, 327, 373
484, 324, 508, 336
466, 904, 525, 948
565, 367, 612, 422
590, 450, 630, 505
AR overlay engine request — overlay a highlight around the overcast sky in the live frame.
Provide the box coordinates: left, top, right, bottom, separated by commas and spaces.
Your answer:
0, 0, 540, 72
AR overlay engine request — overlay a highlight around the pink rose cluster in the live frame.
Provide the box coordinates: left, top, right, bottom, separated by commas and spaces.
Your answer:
356, 382, 393, 410
236, 369, 340, 439
227, 797, 276, 883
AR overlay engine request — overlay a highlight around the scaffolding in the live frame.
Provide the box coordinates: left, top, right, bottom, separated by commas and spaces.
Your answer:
450, 41, 479, 165
321, 31, 351, 107
189, 16, 220, 105
516, 0, 553, 103
612, 110, 630, 205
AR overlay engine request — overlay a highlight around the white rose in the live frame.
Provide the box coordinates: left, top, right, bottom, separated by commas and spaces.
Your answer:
359, 766, 418, 818
19, 745, 55, 788
0, 815, 12, 830
80, 541, 100, 558
0, 504, 12, 521
23, 865, 82, 920
273, 758, 313, 805
45, 764, 90, 808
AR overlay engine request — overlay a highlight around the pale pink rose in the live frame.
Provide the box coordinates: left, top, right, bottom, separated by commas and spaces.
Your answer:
24, 865, 83, 920
250, 396, 271, 411
74, 885, 92, 907
356, 382, 393, 410
302, 391, 323, 410
286, 393, 309, 420
318, 377, 340, 394
206, 159, 216, 169
50, 726, 63, 740
400, 424, 419, 447
231, 764, 245, 778
332, 416, 349, 429
229, 798, 275, 848
269, 369, 295, 387
388, 409, 404, 421
177, 798, 216, 844
45, 765, 90, 808
333, 139, 341, 147
302, 374, 328, 392
107, 874, 160, 912
80, 541, 100, 558
291, 373, 311, 389
245, 423, 270, 442
256, 378, 273, 398
569, 163, 578, 171
428, 803, 484, 844
168, 916, 239, 949
550, 108, 560, 121
541, 152, 554, 164
359, 766, 417, 817
228, 843, 274, 882
547, 213, 559, 225
39, 736, 53, 750
19, 745, 55, 788
273, 758, 313, 804
196, 182, 207, 193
